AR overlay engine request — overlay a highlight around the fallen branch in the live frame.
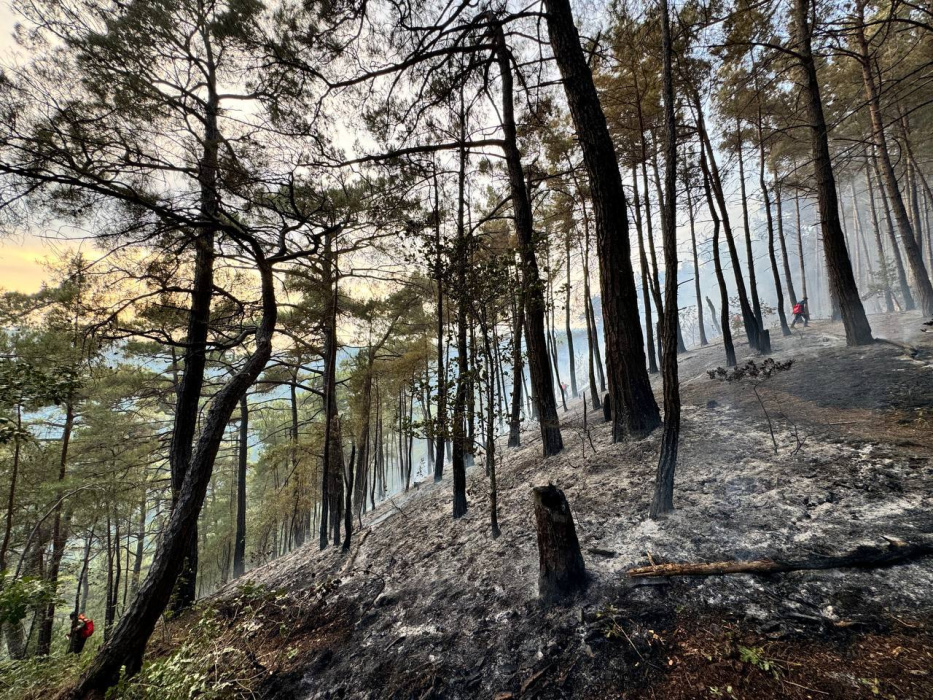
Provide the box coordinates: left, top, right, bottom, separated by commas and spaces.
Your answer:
627, 537, 933, 578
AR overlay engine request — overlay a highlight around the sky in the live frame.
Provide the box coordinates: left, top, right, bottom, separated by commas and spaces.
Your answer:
0, 1, 65, 294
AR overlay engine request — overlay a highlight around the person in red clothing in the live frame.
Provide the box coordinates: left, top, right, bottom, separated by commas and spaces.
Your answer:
67, 611, 94, 654
791, 297, 809, 328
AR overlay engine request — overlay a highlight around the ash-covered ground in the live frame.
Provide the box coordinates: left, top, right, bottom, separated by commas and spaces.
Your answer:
206, 313, 933, 699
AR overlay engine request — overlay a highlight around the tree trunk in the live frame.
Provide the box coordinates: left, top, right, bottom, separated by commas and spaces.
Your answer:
650, 0, 680, 519
774, 182, 798, 306
687, 182, 707, 346
853, 0, 931, 315
794, 189, 809, 302
564, 233, 578, 397
692, 90, 760, 348
450, 120, 469, 518
36, 398, 75, 655
872, 147, 914, 309
70, 257, 278, 697
233, 395, 248, 578
795, 0, 873, 344
864, 157, 895, 313
508, 267, 525, 447
754, 103, 790, 336
532, 485, 586, 602
632, 163, 659, 372
700, 149, 737, 366
490, 19, 563, 456
433, 166, 448, 480
542, 0, 661, 440
737, 122, 764, 329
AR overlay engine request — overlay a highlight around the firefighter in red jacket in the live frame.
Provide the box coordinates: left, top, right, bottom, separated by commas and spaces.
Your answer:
791, 297, 809, 328
66, 612, 94, 654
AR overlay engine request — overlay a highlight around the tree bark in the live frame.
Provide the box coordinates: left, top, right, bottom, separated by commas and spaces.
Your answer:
650, 0, 680, 519
700, 149, 737, 366
70, 252, 278, 697
542, 0, 660, 440
794, 0, 873, 344
233, 395, 248, 578
532, 485, 586, 602
490, 18, 563, 456
632, 163, 659, 372
687, 182, 708, 346
774, 182, 798, 306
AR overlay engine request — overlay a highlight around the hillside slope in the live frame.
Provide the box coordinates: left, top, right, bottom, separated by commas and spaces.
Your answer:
162, 315, 933, 699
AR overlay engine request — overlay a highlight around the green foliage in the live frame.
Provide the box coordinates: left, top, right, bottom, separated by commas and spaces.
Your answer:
111, 583, 290, 700
0, 654, 87, 700
0, 574, 55, 625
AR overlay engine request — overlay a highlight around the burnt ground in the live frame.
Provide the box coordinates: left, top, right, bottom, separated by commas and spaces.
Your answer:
154, 313, 933, 700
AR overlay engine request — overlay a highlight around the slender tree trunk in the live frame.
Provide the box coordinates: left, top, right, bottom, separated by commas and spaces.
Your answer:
873, 147, 914, 309
542, 0, 661, 439
433, 166, 448, 480
632, 163, 659, 371
865, 156, 895, 313
450, 119, 470, 517
794, 0, 873, 343
693, 89, 760, 348
233, 395, 248, 578
754, 100, 790, 336
737, 122, 764, 328
701, 149, 737, 366
564, 233, 577, 397
793, 190, 809, 304
775, 182, 798, 306
853, 1, 932, 315
687, 181, 707, 346
36, 397, 74, 655
491, 18, 563, 456
508, 267, 525, 447
650, 0, 680, 518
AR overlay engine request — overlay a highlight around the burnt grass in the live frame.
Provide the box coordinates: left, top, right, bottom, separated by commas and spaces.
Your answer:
159, 314, 933, 699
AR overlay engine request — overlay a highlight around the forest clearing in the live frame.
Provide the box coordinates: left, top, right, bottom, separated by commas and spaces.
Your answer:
1, 0, 933, 697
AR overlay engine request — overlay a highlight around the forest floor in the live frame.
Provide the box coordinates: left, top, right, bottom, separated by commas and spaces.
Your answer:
159, 312, 933, 699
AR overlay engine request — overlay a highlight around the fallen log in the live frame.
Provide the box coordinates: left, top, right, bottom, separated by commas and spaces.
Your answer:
627, 537, 933, 578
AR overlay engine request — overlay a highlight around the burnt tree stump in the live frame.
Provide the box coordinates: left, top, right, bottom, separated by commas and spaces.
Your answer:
602, 394, 611, 422
758, 329, 772, 354
532, 484, 586, 602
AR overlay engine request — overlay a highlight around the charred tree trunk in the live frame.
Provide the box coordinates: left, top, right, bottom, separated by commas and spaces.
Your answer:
632, 163, 659, 372
542, 0, 661, 439
865, 156, 895, 313
233, 395, 248, 579
692, 90, 760, 349
687, 181, 707, 346
737, 123, 764, 330
342, 444, 355, 553
795, 0, 873, 343
433, 166, 448, 480
564, 233, 578, 397
508, 267, 525, 448
36, 396, 75, 655
650, 0, 680, 519
774, 182, 798, 306
754, 102, 791, 337
490, 18, 563, 456
451, 120, 469, 518
533, 485, 586, 602
701, 149, 737, 367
